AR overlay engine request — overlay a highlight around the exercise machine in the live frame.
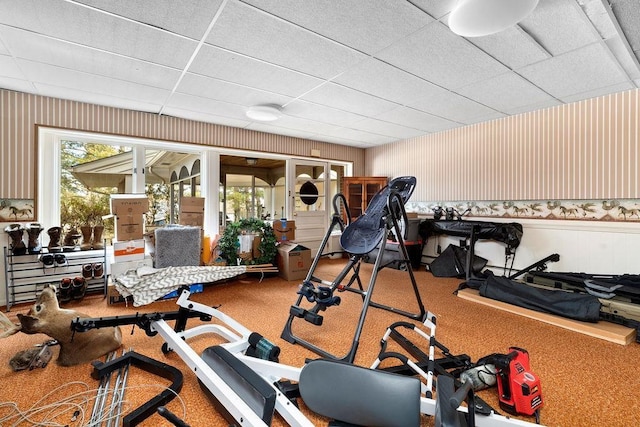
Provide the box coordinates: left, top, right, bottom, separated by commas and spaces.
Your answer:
281, 176, 427, 362
72, 288, 545, 427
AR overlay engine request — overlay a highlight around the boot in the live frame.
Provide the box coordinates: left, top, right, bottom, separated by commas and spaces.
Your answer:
25, 223, 43, 254
92, 225, 104, 250
58, 278, 72, 303
80, 225, 93, 250
4, 224, 27, 255
47, 226, 63, 253
63, 227, 81, 252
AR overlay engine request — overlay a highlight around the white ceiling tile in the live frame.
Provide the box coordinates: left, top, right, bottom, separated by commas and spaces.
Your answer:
605, 36, 640, 81
267, 115, 342, 135
240, 0, 434, 54
309, 134, 369, 147
0, 54, 24, 79
408, 90, 503, 124
519, 43, 631, 99
165, 92, 251, 121
327, 127, 397, 145
507, 99, 563, 116
206, 1, 366, 79
190, 45, 324, 97
0, 0, 197, 68
560, 81, 634, 103
349, 118, 426, 140
177, 73, 292, 107
0, 26, 181, 89
0, 76, 34, 93
333, 58, 451, 105
408, 0, 458, 20
376, 21, 509, 89
33, 83, 162, 113
75, 0, 225, 40
162, 106, 251, 129
375, 106, 460, 133
519, 0, 599, 55
467, 26, 551, 70
456, 72, 557, 114
301, 82, 401, 117
610, 0, 640, 53
246, 122, 317, 140
0, 34, 9, 55
17, 59, 171, 103
283, 100, 366, 127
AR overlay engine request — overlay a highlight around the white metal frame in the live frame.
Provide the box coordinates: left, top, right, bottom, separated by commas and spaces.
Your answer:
144, 290, 544, 427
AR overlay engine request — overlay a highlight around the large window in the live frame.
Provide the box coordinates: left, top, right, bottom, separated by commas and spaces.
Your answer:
39, 129, 205, 244
39, 128, 352, 249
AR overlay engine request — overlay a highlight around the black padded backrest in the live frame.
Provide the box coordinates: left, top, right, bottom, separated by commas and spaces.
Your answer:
299, 359, 421, 427
199, 346, 276, 425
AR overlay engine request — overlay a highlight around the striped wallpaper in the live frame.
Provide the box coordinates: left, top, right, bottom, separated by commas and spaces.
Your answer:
365, 89, 640, 202
0, 89, 365, 199
3, 88, 639, 203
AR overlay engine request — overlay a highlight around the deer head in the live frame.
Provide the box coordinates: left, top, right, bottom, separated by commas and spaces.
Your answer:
4, 284, 122, 366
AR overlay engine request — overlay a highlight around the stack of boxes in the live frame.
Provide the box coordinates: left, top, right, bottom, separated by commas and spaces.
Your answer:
179, 197, 205, 227
107, 194, 152, 304
179, 197, 209, 265
274, 218, 311, 281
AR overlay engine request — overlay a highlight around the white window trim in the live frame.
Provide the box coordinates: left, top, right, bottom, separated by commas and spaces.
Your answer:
37, 127, 352, 238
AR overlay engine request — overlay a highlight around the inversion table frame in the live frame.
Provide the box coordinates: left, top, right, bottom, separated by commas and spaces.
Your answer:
71, 288, 544, 427
281, 176, 427, 362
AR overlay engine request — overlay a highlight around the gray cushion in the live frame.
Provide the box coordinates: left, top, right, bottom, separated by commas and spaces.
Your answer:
299, 359, 421, 427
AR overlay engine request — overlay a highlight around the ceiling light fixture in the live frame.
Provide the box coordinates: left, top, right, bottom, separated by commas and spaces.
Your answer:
245, 157, 258, 166
449, 0, 539, 38
245, 104, 282, 122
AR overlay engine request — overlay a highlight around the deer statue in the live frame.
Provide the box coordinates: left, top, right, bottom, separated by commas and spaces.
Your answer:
0, 284, 122, 366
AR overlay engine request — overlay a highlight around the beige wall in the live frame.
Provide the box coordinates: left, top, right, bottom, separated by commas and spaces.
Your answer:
365, 89, 640, 202
0, 88, 365, 200
3, 87, 639, 205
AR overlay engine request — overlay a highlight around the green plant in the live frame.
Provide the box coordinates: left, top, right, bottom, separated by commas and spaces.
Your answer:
218, 218, 277, 266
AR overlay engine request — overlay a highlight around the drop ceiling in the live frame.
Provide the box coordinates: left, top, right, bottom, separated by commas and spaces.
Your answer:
1, 0, 639, 148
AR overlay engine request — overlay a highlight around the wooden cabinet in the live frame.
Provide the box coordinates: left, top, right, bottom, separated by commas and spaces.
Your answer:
342, 176, 388, 222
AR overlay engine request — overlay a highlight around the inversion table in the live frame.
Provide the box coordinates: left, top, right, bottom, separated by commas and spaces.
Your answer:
281, 176, 427, 362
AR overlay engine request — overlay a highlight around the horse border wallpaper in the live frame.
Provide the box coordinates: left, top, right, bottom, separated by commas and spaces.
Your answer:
406, 199, 640, 222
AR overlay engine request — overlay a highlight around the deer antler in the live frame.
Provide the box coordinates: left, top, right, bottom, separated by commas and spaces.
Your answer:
0, 310, 21, 338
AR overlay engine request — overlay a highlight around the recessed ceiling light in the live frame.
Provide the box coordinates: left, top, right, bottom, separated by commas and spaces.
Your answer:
449, 0, 539, 38
246, 104, 282, 122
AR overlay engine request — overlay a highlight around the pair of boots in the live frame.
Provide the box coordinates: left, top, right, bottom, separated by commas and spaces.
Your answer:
58, 277, 86, 302
79, 225, 104, 251
4, 223, 44, 255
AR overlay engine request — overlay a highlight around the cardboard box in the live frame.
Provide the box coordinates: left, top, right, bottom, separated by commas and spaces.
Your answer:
179, 212, 204, 227
273, 219, 296, 242
110, 194, 149, 241
179, 197, 205, 226
276, 242, 311, 281
180, 197, 205, 213
113, 239, 145, 262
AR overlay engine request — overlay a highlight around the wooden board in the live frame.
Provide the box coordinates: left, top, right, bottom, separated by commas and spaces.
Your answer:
457, 288, 636, 345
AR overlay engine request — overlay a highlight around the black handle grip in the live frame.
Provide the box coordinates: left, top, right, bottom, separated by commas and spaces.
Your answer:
157, 406, 190, 427
449, 380, 473, 409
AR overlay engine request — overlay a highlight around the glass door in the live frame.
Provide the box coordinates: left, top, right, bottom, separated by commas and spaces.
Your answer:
287, 159, 329, 256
